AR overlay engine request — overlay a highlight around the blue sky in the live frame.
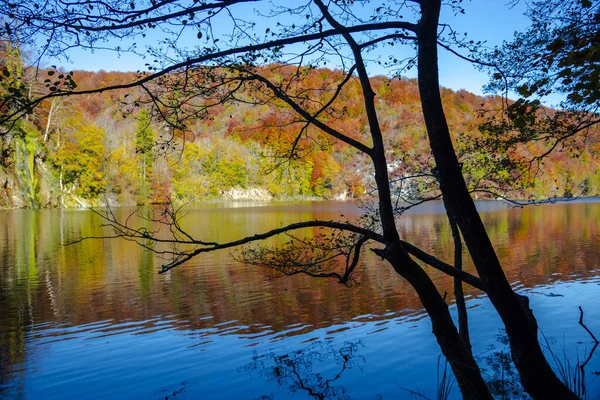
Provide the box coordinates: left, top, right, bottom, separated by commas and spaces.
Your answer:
436, 0, 529, 95
50, 0, 531, 97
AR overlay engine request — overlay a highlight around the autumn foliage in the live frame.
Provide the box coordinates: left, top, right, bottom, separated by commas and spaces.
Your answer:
2, 65, 599, 207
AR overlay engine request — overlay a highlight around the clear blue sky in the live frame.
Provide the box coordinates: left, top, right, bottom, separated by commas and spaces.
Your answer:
436, 0, 529, 95
52, 0, 530, 97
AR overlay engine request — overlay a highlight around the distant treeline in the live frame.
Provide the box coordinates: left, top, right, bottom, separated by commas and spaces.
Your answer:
1, 66, 598, 208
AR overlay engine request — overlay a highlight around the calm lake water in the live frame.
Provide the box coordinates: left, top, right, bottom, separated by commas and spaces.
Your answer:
1, 200, 599, 399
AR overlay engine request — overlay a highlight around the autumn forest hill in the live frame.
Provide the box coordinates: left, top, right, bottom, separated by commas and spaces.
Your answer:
1, 66, 598, 208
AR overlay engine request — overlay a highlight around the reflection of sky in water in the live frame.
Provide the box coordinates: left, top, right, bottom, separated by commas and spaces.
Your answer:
0, 201, 599, 399
6, 278, 599, 399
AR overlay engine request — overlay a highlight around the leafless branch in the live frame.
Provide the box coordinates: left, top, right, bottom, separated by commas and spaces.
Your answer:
399, 240, 485, 291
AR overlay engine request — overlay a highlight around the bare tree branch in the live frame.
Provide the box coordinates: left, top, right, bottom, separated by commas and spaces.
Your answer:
1, 20, 417, 129
399, 240, 485, 291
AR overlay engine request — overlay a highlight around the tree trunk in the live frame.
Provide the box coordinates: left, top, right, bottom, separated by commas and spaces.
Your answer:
313, 3, 492, 394
449, 211, 470, 350
44, 98, 57, 142
416, 1, 576, 398
376, 243, 492, 400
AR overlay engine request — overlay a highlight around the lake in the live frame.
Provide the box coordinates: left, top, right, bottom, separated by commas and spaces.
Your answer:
1, 200, 599, 399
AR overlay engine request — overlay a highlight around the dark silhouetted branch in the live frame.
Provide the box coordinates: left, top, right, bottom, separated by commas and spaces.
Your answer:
400, 240, 485, 291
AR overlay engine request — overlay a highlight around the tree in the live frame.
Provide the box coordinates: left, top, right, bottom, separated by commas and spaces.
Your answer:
135, 108, 155, 199
0, 0, 579, 398
478, 0, 600, 187
0, 31, 25, 165
52, 119, 107, 200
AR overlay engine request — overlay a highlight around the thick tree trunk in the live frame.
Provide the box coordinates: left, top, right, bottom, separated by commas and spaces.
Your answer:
416, 1, 576, 398
376, 243, 492, 400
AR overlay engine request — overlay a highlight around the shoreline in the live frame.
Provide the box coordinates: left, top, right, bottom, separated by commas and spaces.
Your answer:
2, 195, 599, 211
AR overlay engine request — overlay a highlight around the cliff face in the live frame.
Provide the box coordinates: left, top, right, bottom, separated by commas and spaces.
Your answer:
0, 136, 60, 209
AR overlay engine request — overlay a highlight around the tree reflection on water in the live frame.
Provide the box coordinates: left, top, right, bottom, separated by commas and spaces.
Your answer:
243, 341, 366, 400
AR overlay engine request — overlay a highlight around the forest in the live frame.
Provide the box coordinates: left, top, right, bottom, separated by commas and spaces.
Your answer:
1, 58, 598, 208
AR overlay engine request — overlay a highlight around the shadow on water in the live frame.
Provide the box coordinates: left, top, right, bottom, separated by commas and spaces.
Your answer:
158, 340, 368, 400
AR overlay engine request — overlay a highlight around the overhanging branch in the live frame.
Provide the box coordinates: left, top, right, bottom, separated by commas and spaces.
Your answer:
246, 71, 373, 155
1, 20, 417, 127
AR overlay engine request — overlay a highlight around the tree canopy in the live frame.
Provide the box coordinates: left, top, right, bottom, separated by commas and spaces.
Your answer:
479, 0, 600, 179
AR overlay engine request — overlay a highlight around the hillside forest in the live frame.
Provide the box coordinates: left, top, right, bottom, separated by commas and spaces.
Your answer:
1, 52, 599, 208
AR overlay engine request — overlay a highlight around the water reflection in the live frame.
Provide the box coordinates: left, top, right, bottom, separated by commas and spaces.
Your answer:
243, 341, 365, 400
0, 201, 599, 398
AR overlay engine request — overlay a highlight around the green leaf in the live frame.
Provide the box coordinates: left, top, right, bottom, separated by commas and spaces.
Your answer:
516, 85, 531, 98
